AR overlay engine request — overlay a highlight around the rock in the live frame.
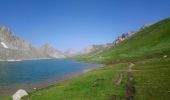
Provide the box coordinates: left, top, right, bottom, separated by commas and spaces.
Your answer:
163, 55, 168, 58
39, 43, 65, 58
12, 89, 28, 100
0, 25, 65, 60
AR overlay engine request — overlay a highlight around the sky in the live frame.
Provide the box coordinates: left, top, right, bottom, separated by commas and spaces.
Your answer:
0, 0, 170, 52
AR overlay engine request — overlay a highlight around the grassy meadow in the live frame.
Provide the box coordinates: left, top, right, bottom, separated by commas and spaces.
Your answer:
1, 18, 170, 100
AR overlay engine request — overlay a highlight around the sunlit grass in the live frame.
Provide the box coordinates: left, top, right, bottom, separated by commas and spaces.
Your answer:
22, 63, 128, 100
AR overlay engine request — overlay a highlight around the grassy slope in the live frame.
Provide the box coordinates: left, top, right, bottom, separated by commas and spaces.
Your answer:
23, 63, 129, 100
134, 58, 170, 100
1, 18, 170, 100
75, 18, 170, 63
6, 58, 169, 100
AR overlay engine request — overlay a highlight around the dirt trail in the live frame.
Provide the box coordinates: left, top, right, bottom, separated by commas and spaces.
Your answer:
125, 63, 135, 100
114, 72, 123, 85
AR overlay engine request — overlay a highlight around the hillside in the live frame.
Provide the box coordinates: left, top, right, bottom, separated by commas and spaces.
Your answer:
8, 18, 169, 100
75, 18, 170, 63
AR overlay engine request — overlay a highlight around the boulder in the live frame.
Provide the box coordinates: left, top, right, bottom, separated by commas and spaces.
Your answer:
12, 89, 28, 100
164, 55, 168, 58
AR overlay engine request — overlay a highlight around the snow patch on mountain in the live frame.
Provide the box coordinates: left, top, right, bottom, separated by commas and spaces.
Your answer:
1, 42, 8, 48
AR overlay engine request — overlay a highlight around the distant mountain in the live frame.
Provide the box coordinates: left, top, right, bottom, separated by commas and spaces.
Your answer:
82, 44, 109, 54
0, 25, 65, 60
77, 24, 152, 58
39, 44, 65, 58
0, 26, 33, 51
64, 49, 77, 57
80, 32, 135, 55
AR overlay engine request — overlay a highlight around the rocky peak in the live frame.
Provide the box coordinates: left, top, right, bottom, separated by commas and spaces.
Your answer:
0, 25, 32, 51
64, 49, 76, 57
0, 24, 65, 60
39, 44, 65, 58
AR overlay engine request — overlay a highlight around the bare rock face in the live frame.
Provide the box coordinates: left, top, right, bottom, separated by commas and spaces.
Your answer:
64, 49, 76, 57
39, 43, 65, 58
12, 89, 28, 100
0, 25, 65, 60
82, 44, 108, 54
0, 25, 32, 51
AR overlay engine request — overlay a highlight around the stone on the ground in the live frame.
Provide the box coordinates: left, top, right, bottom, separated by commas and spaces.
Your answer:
163, 55, 168, 58
12, 89, 28, 100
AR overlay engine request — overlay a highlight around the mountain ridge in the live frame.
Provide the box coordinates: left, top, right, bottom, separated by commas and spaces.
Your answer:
0, 25, 65, 60
74, 18, 170, 63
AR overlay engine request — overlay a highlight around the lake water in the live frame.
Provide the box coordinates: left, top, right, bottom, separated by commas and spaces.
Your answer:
0, 59, 101, 96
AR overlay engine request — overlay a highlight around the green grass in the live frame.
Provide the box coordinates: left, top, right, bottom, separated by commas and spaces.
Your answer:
75, 18, 170, 63
22, 63, 129, 100
134, 58, 170, 100
20, 57, 170, 100
0, 97, 11, 100
1, 18, 170, 100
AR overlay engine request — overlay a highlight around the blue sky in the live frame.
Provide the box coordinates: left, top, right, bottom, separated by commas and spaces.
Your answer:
0, 0, 170, 52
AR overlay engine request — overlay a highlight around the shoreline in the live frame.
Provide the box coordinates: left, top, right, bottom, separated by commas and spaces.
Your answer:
0, 58, 59, 62
0, 64, 104, 97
